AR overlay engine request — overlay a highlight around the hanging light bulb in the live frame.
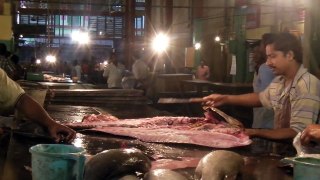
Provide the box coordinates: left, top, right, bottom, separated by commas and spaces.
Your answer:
194, 42, 201, 50
214, 36, 221, 42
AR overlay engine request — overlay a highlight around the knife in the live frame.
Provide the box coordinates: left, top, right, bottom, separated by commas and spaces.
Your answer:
157, 97, 205, 104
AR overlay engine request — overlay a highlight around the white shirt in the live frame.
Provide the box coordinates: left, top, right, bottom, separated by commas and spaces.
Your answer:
132, 59, 149, 80
0, 68, 25, 113
103, 63, 124, 88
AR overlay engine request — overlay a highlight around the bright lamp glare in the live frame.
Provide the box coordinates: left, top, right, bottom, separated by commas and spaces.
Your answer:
195, 43, 201, 50
215, 36, 221, 42
152, 33, 169, 53
45, 55, 56, 63
71, 31, 90, 44
36, 59, 41, 64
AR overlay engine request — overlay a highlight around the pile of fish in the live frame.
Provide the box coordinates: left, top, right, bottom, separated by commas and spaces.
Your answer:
66, 107, 252, 148
84, 148, 244, 180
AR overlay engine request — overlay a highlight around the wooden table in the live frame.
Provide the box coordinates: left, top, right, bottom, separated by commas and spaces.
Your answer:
155, 74, 193, 94
38, 82, 77, 89
209, 82, 253, 95
180, 79, 213, 96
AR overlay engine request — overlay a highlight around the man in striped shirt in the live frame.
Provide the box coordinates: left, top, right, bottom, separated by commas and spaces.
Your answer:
203, 33, 320, 140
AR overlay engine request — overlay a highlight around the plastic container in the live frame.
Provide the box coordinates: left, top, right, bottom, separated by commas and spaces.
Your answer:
282, 156, 320, 180
29, 144, 86, 180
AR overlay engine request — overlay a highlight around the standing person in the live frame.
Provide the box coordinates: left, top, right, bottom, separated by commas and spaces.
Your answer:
103, 54, 124, 89
251, 33, 276, 129
132, 50, 150, 92
203, 33, 320, 141
0, 68, 76, 143
196, 60, 210, 80
81, 59, 89, 83
72, 59, 81, 83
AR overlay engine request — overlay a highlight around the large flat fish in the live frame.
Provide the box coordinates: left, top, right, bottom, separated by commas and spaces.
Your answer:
66, 108, 251, 148
82, 126, 251, 148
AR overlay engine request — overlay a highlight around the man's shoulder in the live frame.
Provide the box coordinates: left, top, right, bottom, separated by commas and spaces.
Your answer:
295, 72, 320, 93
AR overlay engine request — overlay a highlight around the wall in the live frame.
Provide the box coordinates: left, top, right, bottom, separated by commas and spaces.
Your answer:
0, 3, 13, 51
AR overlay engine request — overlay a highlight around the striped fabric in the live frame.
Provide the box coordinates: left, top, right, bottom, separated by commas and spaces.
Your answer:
0, 68, 25, 113
259, 65, 320, 132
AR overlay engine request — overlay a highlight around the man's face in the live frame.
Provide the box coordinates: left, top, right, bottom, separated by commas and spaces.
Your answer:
265, 44, 292, 76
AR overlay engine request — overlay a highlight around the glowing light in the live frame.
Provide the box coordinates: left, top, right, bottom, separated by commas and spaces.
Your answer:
45, 55, 56, 63
152, 33, 169, 53
195, 42, 201, 50
36, 59, 41, 64
215, 36, 221, 42
19, 34, 23, 38
103, 61, 108, 66
71, 30, 90, 44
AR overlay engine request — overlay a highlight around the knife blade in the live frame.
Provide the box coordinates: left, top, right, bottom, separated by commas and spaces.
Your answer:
157, 98, 205, 104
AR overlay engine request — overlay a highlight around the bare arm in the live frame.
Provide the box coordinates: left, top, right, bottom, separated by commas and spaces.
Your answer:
245, 128, 297, 140
15, 94, 76, 143
203, 93, 262, 107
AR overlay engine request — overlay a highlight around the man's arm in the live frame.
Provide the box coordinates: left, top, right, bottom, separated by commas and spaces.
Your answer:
245, 128, 297, 140
15, 94, 76, 143
16, 94, 55, 127
225, 93, 262, 107
203, 93, 262, 107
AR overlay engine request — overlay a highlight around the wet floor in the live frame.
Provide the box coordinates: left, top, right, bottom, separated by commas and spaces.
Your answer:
0, 105, 294, 180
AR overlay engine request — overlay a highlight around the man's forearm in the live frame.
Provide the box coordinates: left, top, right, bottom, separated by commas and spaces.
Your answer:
246, 128, 298, 140
226, 93, 262, 107
15, 94, 56, 128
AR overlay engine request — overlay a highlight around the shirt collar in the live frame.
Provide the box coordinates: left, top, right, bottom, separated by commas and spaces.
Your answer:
292, 65, 307, 87
277, 65, 307, 88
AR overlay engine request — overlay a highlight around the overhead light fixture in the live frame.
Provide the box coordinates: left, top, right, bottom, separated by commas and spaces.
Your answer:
152, 32, 169, 53
45, 55, 56, 63
71, 30, 90, 44
194, 42, 201, 50
214, 36, 221, 42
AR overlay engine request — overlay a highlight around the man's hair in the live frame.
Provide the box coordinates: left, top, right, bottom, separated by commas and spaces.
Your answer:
261, 33, 276, 47
266, 32, 303, 64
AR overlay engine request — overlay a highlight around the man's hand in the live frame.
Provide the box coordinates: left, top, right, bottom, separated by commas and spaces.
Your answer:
48, 123, 76, 143
202, 94, 227, 107
301, 124, 320, 147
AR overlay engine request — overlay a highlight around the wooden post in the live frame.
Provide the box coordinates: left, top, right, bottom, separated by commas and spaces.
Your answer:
0, 0, 4, 14
145, 0, 152, 40
125, 0, 135, 69
165, 0, 173, 31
